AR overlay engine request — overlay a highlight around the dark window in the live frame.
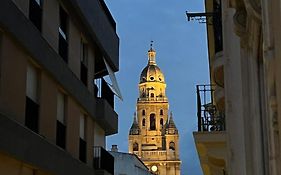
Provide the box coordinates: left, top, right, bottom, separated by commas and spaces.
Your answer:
25, 64, 39, 133
151, 93, 154, 98
25, 97, 39, 133
142, 110, 145, 116
160, 118, 164, 128
133, 142, 138, 151
59, 6, 68, 62
79, 138, 87, 163
29, 0, 42, 31
150, 114, 156, 130
101, 78, 114, 108
169, 142, 175, 150
142, 118, 145, 127
160, 109, 163, 115
56, 120, 66, 149
80, 41, 88, 86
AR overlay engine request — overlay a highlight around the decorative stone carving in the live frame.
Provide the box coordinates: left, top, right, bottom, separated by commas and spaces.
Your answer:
270, 93, 279, 132
243, 0, 261, 21
233, 9, 247, 38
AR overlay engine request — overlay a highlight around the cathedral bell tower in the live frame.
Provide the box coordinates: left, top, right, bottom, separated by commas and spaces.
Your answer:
128, 43, 181, 175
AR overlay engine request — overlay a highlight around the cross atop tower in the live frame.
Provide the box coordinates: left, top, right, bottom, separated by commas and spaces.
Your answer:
148, 41, 156, 65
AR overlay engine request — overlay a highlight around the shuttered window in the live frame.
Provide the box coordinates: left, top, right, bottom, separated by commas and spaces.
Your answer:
79, 114, 86, 162
25, 64, 39, 133
56, 92, 65, 124
80, 41, 88, 86
26, 64, 38, 102
58, 6, 68, 62
56, 92, 66, 149
79, 115, 85, 139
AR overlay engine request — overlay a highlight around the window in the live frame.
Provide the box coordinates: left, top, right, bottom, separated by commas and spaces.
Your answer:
29, 0, 43, 31
160, 118, 163, 128
56, 92, 66, 149
80, 40, 88, 86
142, 118, 145, 127
79, 115, 85, 140
133, 142, 138, 151
150, 114, 156, 130
159, 88, 163, 97
25, 64, 39, 133
58, 6, 68, 62
141, 88, 145, 97
151, 93, 154, 98
142, 110, 145, 116
169, 142, 175, 151
160, 109, 163, 115
79, 114, 87, 163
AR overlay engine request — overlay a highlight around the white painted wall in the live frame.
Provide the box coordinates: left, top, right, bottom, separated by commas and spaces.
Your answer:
110, 151, 153, 175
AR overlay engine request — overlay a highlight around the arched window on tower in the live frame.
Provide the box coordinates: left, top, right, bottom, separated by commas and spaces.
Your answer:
142, 110, 145, 116
151, 93, 154, 98
159, 88, 163, 97
160, 118, 164, 128
142, 118, 145, 127
169, 141, 175, 151
133, 142, 138, 151
150, 114, 156, 130
142, 88, 145, 97
160, 109, 163, 115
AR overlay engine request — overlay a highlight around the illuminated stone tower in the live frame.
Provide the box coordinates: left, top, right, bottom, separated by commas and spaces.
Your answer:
128, 44, 181, 175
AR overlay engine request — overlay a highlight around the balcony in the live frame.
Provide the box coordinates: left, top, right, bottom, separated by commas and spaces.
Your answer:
214, 86, 225, 112
193, 131, 227, 175
95, 78, 118, 135
93, 146, 114, 175
196, 85, 225, 132
194, 84, 227, 175
133, 150, 178, 161
137, 97, 168, 102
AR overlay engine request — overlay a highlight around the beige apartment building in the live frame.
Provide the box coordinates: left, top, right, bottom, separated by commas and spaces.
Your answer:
191, 0, 281, 175
0, 0, 120, 175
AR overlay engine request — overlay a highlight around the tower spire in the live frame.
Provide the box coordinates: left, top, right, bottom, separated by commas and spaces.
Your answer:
148, 41, 156, 65
129, 112, 140, 135
133, 112, 137, 123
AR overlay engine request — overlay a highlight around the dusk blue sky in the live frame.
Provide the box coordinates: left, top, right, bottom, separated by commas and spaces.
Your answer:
104, 1, 209, 174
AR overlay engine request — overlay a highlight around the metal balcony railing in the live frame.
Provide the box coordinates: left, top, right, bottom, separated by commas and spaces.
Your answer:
93, 146, 114, 175
196, 85, 225, 132
137, 97, 168, 102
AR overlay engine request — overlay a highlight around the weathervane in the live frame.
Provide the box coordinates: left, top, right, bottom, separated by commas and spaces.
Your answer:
150, 40, 154, 49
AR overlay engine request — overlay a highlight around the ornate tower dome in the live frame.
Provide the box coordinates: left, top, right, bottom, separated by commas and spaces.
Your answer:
138, 43, 167, 100
139, 46, 165, 84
